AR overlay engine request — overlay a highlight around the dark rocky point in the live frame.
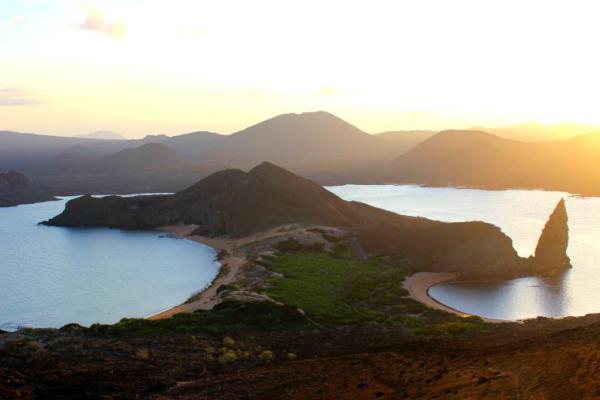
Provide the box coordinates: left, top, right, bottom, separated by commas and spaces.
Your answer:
532, 198, 571, 272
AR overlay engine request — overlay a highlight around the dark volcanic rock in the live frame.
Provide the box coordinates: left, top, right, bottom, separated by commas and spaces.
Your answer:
0, 171, 56, 207
532, 199, 571, 272
44, 162, 530, 275
43, 163, 371, 236
356, 218, 525, 276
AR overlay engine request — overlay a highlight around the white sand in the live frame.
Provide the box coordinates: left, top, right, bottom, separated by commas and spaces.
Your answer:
403, 272, 508, 323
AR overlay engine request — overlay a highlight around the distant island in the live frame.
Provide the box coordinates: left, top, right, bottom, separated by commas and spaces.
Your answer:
3, 112, 600, 202
0, 171, 55, 207
388, 129, 600, 195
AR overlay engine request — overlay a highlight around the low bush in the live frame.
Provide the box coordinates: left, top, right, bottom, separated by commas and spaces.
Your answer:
86, 301, 310, 336
259, 350, 274, 362
263, 251, 412, 325
416, 320, 484, 336
218, 350, 238, 364
222, 336, 236, 347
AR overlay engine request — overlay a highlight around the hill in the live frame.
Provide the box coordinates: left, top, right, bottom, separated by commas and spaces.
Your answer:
390, 130, 600, 195
0, 113, 431, 188
0, 131, 96, 170
0, 171, 55, 206
94, 143, 195, 172
194, 112, 400, 171
374, 130, 436, 154
160, 131, 225, 156
43, 162, 570, 276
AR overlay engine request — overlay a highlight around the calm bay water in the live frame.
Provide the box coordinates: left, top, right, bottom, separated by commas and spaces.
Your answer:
0, 196, 219, 331
328, 185, 600, 320
4, 187, 600, 328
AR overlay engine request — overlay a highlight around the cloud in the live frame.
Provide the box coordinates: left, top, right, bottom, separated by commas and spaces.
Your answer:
77, 5, 127, 39
0, 88, 45, 106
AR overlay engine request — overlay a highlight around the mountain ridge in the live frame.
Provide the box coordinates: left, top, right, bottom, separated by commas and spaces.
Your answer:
389, 129, 600, 194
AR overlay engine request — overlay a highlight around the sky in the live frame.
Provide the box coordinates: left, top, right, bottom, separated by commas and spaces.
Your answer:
1, 0, 600, 138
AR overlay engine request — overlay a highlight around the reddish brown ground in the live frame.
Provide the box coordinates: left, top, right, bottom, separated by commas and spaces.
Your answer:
3, 315, 600, 399
165, 320, 600, 400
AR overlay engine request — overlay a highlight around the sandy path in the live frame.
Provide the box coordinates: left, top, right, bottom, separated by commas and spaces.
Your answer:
403, 272, 508, 323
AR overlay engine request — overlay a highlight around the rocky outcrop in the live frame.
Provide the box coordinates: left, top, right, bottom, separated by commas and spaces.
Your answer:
0, 171, 56, 207
532, 199, 571, 273
44, 163, 373, 235
356, 219, 526, 277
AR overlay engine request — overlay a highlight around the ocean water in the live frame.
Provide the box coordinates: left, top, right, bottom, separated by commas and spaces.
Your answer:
328, 185, 600, 320
0, 196, 219, 331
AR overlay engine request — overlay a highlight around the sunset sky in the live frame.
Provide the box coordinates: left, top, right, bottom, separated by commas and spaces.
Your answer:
1, 0, 600, 138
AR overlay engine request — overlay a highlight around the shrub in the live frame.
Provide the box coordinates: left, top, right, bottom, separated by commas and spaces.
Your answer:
136, 348, 150, 360
222, 336, 236, 347
462, 315, 483, 323
259, 350, 274, 362
416, 320, 482, 336
59, 323, 85, 333
218, 350, 238, 364
93, 301, 309, 336
204, 346, 216, 354
263, 251, 412, 325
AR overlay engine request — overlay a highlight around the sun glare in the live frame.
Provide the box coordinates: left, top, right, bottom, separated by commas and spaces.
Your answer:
2, 0, 600, 136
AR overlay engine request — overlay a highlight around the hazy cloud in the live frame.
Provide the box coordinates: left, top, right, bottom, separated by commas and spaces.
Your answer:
0, 88, 45, 106
314, 86, 340, 96
78, 5, 127, 39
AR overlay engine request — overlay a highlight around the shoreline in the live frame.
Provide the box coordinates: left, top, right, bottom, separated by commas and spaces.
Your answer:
145, 224, 342, 320
146, 225, 246, 320
147, 226, 512, 324
403, 272, 510, 324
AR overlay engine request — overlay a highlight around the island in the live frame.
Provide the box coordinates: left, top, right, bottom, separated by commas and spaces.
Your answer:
0, 171, 56, 207
44, 162, 570, 317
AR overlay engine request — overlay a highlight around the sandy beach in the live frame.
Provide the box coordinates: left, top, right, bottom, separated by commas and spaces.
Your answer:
403, 272, 508, 323
147, 224, 327, 320
147, 225, 246, 320
148, 225, 510, 324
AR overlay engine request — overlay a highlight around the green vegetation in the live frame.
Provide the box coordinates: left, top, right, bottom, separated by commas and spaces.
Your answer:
258, 350, 275, 362
262, 247, 487, 335
46, 242, 486, 337
218, 350, 238, 364
415, 319, 485, 336
263, 250, 416, 324
84, 301, 309, 335
222, 336, 236, 347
